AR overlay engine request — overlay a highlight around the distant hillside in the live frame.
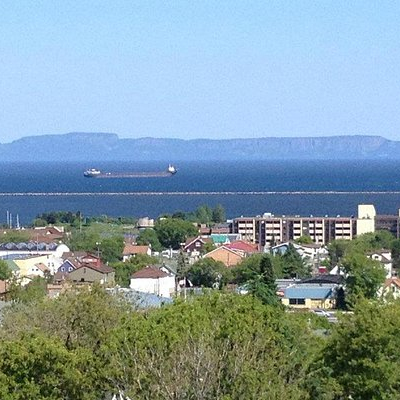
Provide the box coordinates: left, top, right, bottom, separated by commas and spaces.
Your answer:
1, 132, 399, 161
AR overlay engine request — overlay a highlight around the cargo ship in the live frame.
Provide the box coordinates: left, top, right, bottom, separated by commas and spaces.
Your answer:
83, 164, 177, 178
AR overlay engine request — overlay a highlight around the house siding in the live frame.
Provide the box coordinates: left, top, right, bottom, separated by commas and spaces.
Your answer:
69, 268, 115, 285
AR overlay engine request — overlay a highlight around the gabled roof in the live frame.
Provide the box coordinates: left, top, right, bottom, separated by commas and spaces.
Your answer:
183, 236, 210, 248
123, 244, 150, 255
54, 270, 70, 283
35, 263, 49, 273
131, 265, 171, 279
368, 252, 392, 264
204, 245, 243, 258
62, 258, 81, 269
226, 240, 258, 253
383, 278, 400, 289
284, 284, 335, 300
75, 263, 114, 274
62, 251, 87, 259
380, 255, 392, 264
81, 253, 100, 260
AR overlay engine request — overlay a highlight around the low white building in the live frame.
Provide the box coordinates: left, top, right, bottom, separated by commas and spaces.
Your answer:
130, 266, 175, 298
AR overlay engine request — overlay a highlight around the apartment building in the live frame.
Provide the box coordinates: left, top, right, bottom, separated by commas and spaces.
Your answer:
232, 204, 399, 247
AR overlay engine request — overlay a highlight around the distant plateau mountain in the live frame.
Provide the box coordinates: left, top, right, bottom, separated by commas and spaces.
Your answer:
1, 132, 400, 161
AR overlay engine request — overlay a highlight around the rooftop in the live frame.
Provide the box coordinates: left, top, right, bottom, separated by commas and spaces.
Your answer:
131, 265, 171, 279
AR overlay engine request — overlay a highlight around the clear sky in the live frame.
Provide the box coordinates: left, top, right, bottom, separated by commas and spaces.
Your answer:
1, 1, 400, 142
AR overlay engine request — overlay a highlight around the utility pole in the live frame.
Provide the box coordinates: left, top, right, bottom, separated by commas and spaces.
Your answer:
96, 242, 101, 258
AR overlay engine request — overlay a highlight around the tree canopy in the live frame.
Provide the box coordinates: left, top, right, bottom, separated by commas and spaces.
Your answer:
309, 300, 400, 400
136, 228, 162, 252
342, 252, 386, 307
0, 284, 400, 399
187, 258, 229, 288
154, 218, 198, 249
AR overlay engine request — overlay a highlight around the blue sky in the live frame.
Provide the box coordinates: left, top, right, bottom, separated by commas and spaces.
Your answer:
1, 1, 400, 142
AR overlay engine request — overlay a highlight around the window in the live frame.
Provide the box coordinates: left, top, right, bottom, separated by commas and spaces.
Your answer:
289, 298, 306, 305
61, 267, 64, 272
195, 242, 201, 247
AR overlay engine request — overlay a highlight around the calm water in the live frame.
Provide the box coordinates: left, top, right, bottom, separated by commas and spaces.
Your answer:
1, 160, 400, 225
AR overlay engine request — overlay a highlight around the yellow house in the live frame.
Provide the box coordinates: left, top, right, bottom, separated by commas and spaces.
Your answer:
282, 284, 336, 309
13, 255, 49, 277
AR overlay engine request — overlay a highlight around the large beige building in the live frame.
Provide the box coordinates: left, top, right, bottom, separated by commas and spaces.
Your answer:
232, 204, 400, 247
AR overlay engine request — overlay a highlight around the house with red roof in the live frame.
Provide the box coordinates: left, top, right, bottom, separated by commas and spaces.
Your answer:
123, 243, 152, 261
225, 240, 259, 256
54, 252, 113, 285
130, 265, 175, 298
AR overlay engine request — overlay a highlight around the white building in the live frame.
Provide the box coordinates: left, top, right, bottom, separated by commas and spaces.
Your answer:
357, 204, 376, 236
130, 266, 175, 298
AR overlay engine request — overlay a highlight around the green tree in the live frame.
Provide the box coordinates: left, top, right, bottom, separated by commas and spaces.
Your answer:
352, 230, 395, 253
176, 250, 188, 279
201, 240, 216, 255
328, 239, 350, 268
0, 260, 12, 281
342, 252, 386, 306
195, 205, 213, 224
66, 230, 100, 252
32, 217, 48, 227
0, 335, 99, 400
281, 244, 309, 278
171, 210, 187, 220
187, 258, 229, 288
100, 236, 124, 263
8, 276, 47, 304
108, 293, 315, 400
391, 238, 400, 270
295, 235, 313, 244
1, 285, 129, 352
0, 286, 130, 398
232, 253, 265, 284
136, 228, 162, 252
248, 255, 280, 306
154, 218, 198, 249
212, 204, 226, 223
0, 230, 30, 244
310, 300, 400, 400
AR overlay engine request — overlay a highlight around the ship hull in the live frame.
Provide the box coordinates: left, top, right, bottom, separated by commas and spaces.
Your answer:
88, 171, 176, 178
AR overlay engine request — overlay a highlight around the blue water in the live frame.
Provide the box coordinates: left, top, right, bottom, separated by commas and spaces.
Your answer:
1, 160, 400, 225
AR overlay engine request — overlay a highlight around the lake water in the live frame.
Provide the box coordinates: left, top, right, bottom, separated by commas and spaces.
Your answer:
1, 160, 400, 225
